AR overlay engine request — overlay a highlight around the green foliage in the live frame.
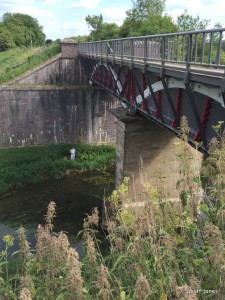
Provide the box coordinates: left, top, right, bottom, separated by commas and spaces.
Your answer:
128, 0, 166, 22
120, 0, 177, 37
85, 14, 120, 41
176, 9, 210, 32
2, 12, 45, 49
0, 143, 115, 196
0, 42, 60, 84
0, 128, 225, 299
0, 24, 15, 51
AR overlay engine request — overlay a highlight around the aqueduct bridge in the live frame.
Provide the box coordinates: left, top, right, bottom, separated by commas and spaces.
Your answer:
78, 28, 225, 199
1, 28, 225, 200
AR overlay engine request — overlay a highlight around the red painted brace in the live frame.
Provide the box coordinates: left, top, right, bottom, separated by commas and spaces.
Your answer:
194, 97, 212, 141
171, 88, 182, 127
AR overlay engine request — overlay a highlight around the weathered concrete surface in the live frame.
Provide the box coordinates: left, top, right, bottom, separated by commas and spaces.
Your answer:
112, 107, 203, 200
0, 86, 119, 146
0, 42, 120, 147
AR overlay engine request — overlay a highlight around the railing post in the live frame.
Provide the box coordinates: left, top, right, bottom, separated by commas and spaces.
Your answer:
186, 33, 192, 71
144, 37, 147, 65
121, 39, 123, 66
216, 31, 222, 65
101, 41, 102, 61
161, 36, 165, 67
131, 38, 134, 68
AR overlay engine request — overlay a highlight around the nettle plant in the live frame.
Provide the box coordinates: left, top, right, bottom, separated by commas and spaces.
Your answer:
0, 117, 224, 299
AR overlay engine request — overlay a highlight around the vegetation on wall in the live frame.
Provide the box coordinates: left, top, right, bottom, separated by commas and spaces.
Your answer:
0, 41, 60, 84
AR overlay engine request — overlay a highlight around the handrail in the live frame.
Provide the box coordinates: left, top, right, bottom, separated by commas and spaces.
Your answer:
78, 28, 225, 72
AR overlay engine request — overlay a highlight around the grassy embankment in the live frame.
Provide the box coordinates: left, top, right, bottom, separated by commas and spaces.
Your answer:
0, 118, 224, 299
0, 42, 60, 84
0, 143, 115, 196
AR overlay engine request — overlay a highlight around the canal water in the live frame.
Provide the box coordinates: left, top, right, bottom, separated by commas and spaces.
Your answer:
0, 170, 115, 256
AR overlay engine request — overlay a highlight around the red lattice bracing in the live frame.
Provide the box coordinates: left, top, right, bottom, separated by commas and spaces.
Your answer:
154, 91, 161, 118
194, 97, 212, 142
141, 73, 148, 111
171, 88, 183, 128
119, 69, 137, 105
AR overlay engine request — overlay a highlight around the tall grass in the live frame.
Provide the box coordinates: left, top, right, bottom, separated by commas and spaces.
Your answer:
0, 143, 115, 196
0, 42, 60, 84
0, 118, 224, 299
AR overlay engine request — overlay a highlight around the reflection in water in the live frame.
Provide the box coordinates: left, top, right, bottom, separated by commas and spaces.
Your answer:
0, 171, 115, 256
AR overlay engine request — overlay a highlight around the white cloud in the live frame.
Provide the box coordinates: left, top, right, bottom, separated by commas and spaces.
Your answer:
165, 0, 225, 27
11, 5, 54, 18
37, 0, 65, 3
101, 6, 127, 24
43, 19, 90, 39
70, 0, 100, 9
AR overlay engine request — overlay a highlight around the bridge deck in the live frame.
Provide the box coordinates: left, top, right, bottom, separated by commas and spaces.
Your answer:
78, 28, 225, 153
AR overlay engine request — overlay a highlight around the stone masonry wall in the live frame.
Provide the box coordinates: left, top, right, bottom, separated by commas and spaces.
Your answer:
0, 87, 119, 147
0, 42, 120, 147
114, 108, 203, 200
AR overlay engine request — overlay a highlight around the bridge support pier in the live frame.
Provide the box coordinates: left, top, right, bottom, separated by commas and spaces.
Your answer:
111, 107, 203, 203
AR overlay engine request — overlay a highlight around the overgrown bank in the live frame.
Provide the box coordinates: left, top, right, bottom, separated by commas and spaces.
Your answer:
0, 119, 225, 299
0, 143, 115, 196
0, 42, 60, 84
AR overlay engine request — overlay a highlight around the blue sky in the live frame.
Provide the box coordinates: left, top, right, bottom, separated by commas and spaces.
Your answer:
0, 0, 224, 40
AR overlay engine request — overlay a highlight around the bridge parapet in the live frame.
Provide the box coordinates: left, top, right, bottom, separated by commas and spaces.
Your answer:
78, 28, 225, 154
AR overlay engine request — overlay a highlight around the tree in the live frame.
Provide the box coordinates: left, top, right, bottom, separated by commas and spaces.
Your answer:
101, 23, 120, 40
120, 0, 176, 37
2, 13, 45, 48
176, 9, 210, 32
85, 14, 120, 41
140, 14, 178, 36
85, 14, 103, 41
127, 0, 166, 22
0, 24, 15, 51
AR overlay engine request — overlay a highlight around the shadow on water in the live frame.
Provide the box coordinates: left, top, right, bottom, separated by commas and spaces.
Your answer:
0, 170, 115, 257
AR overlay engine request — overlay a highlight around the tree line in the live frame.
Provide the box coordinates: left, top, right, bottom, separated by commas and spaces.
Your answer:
0, 0, 223, 52
0, 13, 46, 51
80, 0, 222, 42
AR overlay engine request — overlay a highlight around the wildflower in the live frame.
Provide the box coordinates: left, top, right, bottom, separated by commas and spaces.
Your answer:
176, 284, 197, 300
95, 264, 111, 300
114, 237, 124, 252
17, 227, 32, 263
135, 274, 151, 300
83, 231, 97, 266
19, 288, 32, 300
203, 223, 224, 265
86, 207, 99, 227
65, 248, 83, 300
45, 201, 56, 232
180, 116, 189, 142
3, 235, 14, 247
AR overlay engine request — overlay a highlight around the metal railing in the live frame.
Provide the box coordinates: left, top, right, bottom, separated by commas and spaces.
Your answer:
78, 28, 225, 74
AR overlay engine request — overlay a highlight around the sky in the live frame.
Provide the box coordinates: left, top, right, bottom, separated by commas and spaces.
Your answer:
0, 0, 224, 41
